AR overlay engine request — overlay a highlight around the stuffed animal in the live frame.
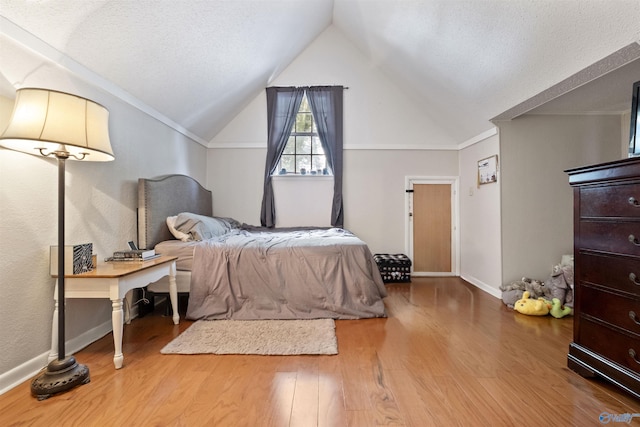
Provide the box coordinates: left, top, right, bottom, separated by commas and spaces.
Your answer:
514, 291, 572, 318
500, 289, 524, 308
549, 298, 572, 319
500, 277, 545, 308
514, 291, 550, 316
544, 263, 575, 308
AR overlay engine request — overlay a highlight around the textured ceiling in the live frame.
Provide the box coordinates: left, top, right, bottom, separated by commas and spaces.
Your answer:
1, 0, 639, 147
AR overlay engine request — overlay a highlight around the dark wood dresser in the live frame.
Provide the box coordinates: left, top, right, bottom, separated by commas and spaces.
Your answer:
566, 157, 640, 398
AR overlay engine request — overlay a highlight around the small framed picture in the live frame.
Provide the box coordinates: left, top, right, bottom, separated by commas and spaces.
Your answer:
478, 155, 498, 185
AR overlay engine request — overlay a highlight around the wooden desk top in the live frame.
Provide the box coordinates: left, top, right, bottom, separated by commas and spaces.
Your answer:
53, 256, 178, 279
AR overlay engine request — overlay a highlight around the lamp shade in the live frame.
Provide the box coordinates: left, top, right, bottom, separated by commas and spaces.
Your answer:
0, 88, 114, 161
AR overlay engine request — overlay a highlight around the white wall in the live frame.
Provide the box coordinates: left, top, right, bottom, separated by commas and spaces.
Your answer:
0, 48, 206, 392
273, 176, 334, 227
206, 147, 265, 224
498, 114, 623, 284
342, 149, 458, 254
207, 25, 460, 254
459, 134, 502, 297
209, 25, 456, 149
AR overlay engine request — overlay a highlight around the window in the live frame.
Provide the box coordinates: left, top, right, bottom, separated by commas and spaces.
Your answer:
274, 94, 330, 175
262, 85, 343, 228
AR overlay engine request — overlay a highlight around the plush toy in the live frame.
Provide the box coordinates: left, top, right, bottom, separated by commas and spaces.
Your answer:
500, 277, 545, 308
549, 298, 572, 319
500, 289, 524, 308
544, 264, 575, 308
514, 291, 572, 318
514, 291, 550, 316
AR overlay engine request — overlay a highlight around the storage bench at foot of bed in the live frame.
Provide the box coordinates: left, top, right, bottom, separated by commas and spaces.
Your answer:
373, 253, 412, 283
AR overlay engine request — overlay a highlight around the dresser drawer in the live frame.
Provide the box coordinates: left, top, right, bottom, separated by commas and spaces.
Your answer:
580, 252, 640, 295
581, 285, 640, 334
579, 221, 640, 256
580, 183, 640, 218
568, 158, 640, 397
578, 317, 640, 375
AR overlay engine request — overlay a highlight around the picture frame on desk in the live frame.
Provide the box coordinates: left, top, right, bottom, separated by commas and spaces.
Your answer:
50, 243, 93, 275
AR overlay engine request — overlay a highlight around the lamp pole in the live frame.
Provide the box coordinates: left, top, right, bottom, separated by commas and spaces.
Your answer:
31, 150, 90, 400
57, 154, 67, 360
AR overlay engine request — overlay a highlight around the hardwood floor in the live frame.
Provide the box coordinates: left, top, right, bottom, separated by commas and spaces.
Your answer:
1, 277, 638, 426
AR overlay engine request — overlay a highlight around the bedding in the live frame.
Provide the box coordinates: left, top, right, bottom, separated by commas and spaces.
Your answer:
166, 216, 191, 242
172, 212, 241, 241
138, 175, 387, 321
186, 227, 387, 320
155, 239, 199, 271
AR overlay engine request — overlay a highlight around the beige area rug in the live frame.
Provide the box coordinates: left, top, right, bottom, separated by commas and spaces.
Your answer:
160, 318, 338, 355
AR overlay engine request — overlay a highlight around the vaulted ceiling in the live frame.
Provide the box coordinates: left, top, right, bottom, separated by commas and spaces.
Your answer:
1, 0, 639, 147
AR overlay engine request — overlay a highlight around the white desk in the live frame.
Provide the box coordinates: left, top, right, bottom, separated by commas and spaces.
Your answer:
49, 256, 179, 369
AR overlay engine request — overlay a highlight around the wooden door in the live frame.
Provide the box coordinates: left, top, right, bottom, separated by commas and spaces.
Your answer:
412, 184, 452, 273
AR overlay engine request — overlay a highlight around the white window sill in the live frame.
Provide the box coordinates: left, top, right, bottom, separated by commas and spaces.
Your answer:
272, 175, 334, 180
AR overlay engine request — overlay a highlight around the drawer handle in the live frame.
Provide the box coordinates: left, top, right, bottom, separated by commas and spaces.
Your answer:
630, 349, 640, 365
629, 234, 640, 246
631, 311, 640, 326
631, 272, 640, 285
630, 197, 640, 207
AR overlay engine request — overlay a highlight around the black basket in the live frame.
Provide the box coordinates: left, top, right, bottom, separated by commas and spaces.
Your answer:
373, 253, 412, 283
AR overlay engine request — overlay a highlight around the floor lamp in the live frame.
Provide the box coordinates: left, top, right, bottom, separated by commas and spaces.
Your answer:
0, 88, 114, 400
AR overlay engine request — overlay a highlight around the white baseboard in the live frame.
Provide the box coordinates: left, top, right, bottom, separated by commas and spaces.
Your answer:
0, 319, 113, 396
460, 274, 502, 299
411, 272, 457, 277
0, 352, 49, 396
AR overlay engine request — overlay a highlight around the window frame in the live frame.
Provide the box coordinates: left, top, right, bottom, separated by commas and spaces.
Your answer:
274, 93, 331, 176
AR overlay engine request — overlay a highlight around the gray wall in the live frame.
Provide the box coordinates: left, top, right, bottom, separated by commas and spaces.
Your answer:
498, 114, 623, 283
207, 147, 459, 255
0, 61, 206, 391
459, 134, 502, 296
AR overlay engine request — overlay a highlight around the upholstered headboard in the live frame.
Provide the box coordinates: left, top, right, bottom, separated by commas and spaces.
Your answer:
137, 175, 213, 249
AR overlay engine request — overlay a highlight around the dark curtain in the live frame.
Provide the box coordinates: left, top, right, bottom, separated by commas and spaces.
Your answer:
260, 87, 305, 227
307, 86, 344, 227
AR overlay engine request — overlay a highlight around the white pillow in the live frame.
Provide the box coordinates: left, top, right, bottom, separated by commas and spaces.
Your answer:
173, 212, 240, 241
166, 216, 192, 242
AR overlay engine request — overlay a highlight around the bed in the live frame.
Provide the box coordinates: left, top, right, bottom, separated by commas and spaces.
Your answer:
138, 174, 387, 320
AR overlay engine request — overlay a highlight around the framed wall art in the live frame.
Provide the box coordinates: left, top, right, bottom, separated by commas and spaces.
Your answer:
478, 155, 498, 185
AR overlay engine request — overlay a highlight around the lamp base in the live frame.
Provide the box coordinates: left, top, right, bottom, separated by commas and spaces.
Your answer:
31, 356, 90, 401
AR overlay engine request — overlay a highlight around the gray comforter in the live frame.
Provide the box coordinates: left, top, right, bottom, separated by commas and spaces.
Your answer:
186, 228, 387, 320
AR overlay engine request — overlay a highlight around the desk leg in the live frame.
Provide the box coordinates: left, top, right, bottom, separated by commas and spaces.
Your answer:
168, 262, 179, 325
112, 299, 124, 369
48, 297, 59, 362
